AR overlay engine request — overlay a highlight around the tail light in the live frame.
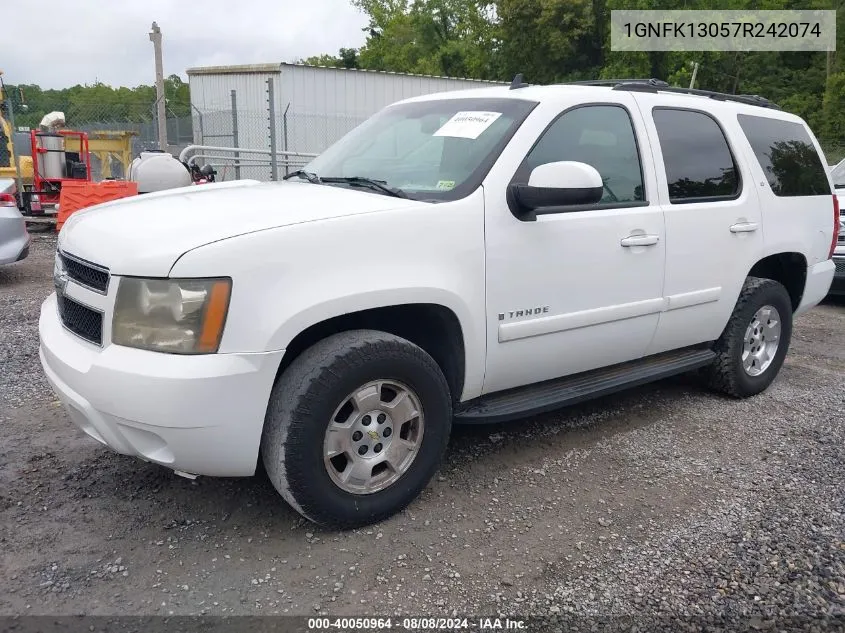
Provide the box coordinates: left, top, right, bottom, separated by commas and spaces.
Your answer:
0, 193, 16, 208
830, 194, 841, 260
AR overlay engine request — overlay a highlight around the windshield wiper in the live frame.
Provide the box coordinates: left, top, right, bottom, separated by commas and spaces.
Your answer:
320, 176, 408, 199
282, 170, 322, 183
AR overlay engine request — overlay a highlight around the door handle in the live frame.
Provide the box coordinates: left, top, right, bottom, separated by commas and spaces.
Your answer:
620, 234, 660, 247
730, 222, 759, 233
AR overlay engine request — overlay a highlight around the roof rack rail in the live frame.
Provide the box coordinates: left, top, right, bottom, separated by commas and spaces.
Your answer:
612, 83, 781, 110
553, 77, 781, 110
567, 78, 669, 88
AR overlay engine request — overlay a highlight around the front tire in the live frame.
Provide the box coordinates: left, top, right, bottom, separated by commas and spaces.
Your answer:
707, 277, 793, 398
261, 330, 452, 529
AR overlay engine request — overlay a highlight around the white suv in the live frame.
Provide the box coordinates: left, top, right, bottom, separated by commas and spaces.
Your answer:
39, 78, 838, 528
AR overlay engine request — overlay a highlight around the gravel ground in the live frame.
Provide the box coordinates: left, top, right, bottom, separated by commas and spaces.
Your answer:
1, 234, 844, 626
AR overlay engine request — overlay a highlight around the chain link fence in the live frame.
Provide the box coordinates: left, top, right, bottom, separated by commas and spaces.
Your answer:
11, 101, 195, 181
184, 101, 366, 182
10, 95, 845, 184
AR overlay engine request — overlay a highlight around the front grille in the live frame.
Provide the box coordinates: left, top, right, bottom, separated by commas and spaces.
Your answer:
57, 295, 103, 345
59, 251, 110, 294
835, 258, 845, 275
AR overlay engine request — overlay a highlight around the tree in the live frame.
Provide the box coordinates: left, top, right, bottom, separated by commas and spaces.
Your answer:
302, 48, 361, 68
352, 0, 499, 78
3, 76, 191, 128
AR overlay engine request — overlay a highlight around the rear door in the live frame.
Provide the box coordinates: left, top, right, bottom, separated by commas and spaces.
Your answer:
632, 97, 764, 354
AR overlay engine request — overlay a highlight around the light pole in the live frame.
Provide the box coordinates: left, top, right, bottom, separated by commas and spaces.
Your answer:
689, 62, 699, 89
149, 22, 168, 151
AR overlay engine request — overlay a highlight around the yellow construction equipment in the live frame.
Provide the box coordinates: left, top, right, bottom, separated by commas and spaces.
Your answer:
65, 130, 138, 179
0, 102, 33, 185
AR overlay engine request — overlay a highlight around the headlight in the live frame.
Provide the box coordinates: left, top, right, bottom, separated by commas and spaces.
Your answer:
112, 277, 231, 354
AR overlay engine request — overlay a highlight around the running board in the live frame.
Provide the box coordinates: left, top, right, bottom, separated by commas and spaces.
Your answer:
454, 347, 716, 423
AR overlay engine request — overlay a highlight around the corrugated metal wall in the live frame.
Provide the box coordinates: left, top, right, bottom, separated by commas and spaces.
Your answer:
276, 64, 502, 155
188, 63, 504, 179
188, 69, 281, 180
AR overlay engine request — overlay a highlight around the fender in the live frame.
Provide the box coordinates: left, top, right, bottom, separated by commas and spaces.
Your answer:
170, 190, 489, 401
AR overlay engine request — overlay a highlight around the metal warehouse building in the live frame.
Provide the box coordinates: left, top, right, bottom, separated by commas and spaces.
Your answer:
186, 62, 503, 179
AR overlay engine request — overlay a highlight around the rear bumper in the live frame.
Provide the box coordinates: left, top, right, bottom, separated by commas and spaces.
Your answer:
796, 259, 835, 314
0, 224, 30, 265
39, 293, 284, 477
15, 239, 30, 262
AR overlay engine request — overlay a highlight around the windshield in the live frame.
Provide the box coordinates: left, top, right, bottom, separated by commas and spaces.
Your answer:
296, 97, 537, 202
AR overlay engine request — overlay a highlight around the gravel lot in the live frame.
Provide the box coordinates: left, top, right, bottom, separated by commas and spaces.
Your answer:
1, 234, 844, 624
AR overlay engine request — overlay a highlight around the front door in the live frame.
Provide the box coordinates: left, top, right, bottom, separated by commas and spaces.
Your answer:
482, 97, 666, 395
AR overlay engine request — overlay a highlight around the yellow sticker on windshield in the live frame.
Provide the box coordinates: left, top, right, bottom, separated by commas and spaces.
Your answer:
436, 180, 456, 190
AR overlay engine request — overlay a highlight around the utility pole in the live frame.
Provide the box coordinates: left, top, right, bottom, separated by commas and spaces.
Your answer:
689, 62, 699, 89
149, 22, 168, 151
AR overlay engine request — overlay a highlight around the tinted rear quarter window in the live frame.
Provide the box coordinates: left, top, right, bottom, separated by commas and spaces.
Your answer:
652, 108, 740, 203
737, 114, 830, 197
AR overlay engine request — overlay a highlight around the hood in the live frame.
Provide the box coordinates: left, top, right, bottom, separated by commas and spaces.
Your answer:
58, 180, 421, 276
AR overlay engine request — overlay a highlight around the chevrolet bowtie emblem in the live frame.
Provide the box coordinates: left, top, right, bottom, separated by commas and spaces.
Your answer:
53, 256, 69, 296
367, 430, 379, 441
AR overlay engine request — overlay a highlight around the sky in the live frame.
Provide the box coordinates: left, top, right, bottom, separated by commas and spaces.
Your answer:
2, 0, 370, 89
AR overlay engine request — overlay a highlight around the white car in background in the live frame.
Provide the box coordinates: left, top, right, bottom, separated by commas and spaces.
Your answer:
828, 161, 845, 295
0, 179, 30, 266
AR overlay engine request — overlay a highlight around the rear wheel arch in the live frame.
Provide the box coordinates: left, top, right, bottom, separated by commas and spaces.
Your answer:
747, 252, 807, 311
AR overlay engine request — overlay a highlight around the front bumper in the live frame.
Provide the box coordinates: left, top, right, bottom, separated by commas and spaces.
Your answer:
829, 256, 845, 295
39, 293, 284, 477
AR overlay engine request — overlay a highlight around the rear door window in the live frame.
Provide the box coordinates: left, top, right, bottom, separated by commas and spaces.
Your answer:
737, 114, 831, 197
652, 108, 740, 203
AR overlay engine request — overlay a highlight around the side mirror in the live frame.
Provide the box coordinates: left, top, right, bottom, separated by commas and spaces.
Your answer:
509, 161, 604, 216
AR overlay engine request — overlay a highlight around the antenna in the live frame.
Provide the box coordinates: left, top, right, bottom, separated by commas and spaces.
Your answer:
510, 74, 529, 90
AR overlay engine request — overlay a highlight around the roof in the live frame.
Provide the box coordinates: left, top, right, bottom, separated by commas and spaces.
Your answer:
394, 82, 800, 121
187, 62, 506, 84
186, 64, 281, 76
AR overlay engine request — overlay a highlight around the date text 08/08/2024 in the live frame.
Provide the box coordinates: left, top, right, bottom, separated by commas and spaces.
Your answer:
307, 617, 527, 630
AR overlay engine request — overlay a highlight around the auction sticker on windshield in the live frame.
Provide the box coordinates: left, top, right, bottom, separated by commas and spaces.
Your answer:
433, 111, 502, 139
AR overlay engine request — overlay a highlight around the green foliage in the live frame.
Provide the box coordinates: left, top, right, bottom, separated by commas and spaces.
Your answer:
821, 71, 845, 139
5, 1, 845, 154
2, 74, 190, 129
296, 0, 845, 151
302, 48, 361, 68
349, 0, 499, 77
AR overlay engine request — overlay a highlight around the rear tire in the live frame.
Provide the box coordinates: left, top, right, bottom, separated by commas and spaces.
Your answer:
707, 277, 793, 398
261, 330, 452, 529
